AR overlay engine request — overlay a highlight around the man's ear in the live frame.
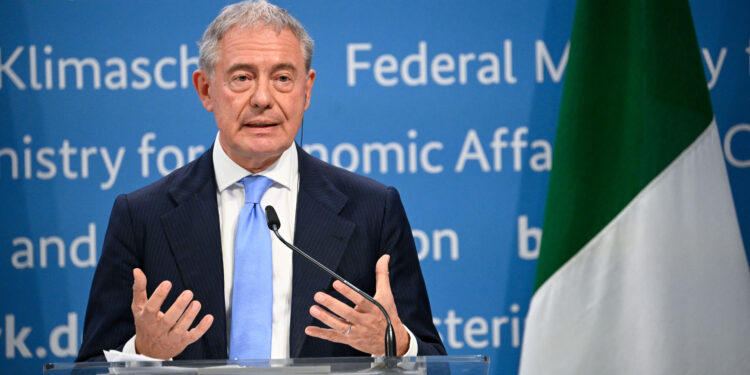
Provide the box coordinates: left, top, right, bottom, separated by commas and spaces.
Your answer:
303, 69, 316, 111
193, 69, 213, 111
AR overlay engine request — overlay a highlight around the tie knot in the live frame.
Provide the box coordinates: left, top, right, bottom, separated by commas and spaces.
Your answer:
240, 175, 274, 204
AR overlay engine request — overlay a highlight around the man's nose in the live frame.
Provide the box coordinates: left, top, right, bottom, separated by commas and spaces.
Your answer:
250, 78, 273, 109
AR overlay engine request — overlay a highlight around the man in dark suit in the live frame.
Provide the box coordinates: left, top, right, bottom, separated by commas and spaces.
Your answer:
76, 0, 444, 362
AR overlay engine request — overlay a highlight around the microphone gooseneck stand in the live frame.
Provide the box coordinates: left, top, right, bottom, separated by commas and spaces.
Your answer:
264, 205, 398, 359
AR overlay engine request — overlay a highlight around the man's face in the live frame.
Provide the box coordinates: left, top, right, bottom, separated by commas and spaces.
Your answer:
193, 25, 315, 172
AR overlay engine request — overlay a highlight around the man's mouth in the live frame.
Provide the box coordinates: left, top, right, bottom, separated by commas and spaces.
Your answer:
244, 122, 278, 128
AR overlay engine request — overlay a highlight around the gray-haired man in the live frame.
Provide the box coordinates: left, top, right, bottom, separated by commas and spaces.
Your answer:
77, 0, 445, 361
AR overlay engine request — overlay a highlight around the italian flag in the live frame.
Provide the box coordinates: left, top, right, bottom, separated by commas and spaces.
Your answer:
519, 0, 750, 373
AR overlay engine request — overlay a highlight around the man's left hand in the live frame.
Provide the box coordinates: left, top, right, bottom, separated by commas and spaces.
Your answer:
304, 254, 410, 356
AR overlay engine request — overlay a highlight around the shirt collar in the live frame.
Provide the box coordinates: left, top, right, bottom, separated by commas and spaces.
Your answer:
212, 133, 298, 192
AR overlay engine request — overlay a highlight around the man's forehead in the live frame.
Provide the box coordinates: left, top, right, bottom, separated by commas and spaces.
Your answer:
221, 24, 301, 48
217, 25, 304, 61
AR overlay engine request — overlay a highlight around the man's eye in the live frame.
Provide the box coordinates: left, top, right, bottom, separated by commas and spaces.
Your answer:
278, 76, 290, 82
227, 74, 254, 92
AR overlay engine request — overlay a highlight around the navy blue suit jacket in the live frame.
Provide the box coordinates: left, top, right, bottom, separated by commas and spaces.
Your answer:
76, 146, 445, 361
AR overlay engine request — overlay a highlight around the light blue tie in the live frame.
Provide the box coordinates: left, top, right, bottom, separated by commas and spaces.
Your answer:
229, 175, 275, 360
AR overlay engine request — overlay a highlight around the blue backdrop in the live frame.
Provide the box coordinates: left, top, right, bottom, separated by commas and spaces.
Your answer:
2, 1, 749, 374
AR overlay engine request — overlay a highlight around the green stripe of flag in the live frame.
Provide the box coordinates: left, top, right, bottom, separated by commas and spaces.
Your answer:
535, 0, 714, 290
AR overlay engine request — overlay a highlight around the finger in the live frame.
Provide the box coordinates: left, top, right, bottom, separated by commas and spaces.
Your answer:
374, 254, 392, 296
330, 281, 369, 310
309, 305, 350, 332
162, 290, 194, 326
305, 326, 346, 345
143, 280, 172, 316
184, 314, 214, 345
132, 268, 148, 310
171, 300, 201, 334
313, 291, 361, 322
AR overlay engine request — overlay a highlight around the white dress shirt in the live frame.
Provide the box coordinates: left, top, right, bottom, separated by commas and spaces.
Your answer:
213, 136, 298, 359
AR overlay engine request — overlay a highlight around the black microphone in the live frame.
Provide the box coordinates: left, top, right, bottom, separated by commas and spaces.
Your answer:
264, 205, 398, 357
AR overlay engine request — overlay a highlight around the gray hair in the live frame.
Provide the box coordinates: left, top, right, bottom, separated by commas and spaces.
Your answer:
198, 0, 314, 76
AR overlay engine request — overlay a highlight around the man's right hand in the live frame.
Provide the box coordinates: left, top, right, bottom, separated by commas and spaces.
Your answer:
131, 268, 214, 360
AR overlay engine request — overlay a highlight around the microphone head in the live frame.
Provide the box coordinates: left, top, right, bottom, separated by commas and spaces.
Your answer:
265, 205, 281, 230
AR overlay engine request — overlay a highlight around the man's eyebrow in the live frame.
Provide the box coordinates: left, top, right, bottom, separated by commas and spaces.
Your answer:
226, 63, 256, 74
271, 62, 298, 74
225, 62, 299, 74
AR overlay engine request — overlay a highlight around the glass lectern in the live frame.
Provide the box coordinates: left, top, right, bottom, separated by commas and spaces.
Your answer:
44, 355, 489, 375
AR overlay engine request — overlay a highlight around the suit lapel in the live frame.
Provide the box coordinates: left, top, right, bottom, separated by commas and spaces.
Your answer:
290, 148, 355, 357
160, 149, 227, 359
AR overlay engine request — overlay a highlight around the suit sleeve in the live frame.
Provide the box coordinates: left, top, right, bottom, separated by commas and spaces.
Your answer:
76, 194, 141, 362
381, 187, 447, 355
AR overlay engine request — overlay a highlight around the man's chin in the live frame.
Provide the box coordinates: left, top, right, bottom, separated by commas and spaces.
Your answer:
228, 143, 292, 172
